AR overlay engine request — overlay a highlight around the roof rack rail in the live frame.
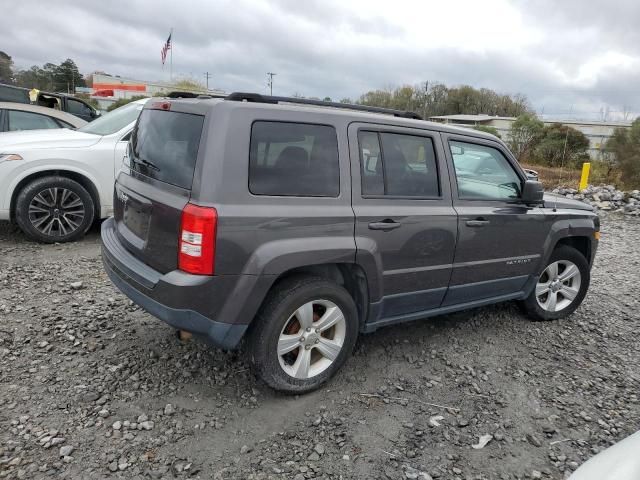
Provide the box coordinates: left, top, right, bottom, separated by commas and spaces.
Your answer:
166, 91, 227, 99
225, 92, 422, 120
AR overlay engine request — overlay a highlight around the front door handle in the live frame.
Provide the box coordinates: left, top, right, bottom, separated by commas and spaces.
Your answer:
368, 220, 401, 231
465, 219, 490, 227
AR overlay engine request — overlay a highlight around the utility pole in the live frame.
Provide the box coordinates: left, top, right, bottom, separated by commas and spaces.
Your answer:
422, 81, 429, 119
203, 72, 212, 90
267, 72, 276, 96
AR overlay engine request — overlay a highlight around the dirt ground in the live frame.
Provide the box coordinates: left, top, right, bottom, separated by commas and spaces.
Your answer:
1, 216, 639, 480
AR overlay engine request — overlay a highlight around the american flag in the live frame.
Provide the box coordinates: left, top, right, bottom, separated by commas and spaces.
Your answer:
161, 33, 172, 65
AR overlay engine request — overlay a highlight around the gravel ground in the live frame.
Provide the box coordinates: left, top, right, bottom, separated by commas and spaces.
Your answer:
1, 216, 639, 480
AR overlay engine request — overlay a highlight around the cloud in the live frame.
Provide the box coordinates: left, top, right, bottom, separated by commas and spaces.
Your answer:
3, 0, 639, 119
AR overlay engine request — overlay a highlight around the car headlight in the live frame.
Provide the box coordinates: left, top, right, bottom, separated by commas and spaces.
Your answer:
0, 154, 23, 162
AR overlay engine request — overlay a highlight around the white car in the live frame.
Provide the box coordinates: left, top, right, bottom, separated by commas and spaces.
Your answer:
0, 99, 148, 243
569, 430, 640, 480
0, 102, 88, 132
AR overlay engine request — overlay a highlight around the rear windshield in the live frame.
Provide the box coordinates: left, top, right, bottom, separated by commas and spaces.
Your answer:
0, 85, 29, 103
130, 109, 205, 189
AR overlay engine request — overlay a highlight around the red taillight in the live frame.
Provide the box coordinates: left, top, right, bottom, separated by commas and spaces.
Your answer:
178, 203, 217, 275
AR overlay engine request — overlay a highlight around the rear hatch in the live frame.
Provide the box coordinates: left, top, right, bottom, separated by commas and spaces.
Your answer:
113, 100, 206, 273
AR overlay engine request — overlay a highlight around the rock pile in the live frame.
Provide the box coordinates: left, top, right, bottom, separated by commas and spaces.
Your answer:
552, 184, 640, 214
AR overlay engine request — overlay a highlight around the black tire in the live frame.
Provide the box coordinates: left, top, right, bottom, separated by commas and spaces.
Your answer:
521, 245, 590, 321
15, 176, 95, 244
247, 276, 359, 394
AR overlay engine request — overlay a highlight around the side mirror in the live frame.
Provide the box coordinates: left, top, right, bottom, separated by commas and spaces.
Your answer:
521, 180, 544, 205
523, 168, 539, 180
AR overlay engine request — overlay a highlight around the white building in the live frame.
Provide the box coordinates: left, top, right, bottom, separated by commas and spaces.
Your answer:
429, 114, 633, 160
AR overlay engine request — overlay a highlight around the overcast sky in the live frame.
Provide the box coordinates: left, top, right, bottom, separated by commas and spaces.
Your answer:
4, 0, 639, 120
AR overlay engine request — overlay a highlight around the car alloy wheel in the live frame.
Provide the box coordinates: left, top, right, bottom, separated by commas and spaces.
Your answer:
28, 187, 86, 237
277, 299, 347, 379
535, 260, 582, 312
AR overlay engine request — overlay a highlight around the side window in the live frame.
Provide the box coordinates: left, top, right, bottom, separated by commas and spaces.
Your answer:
359, 131, 384, 195
450, 140, 522, 200
67, 99, 93, 117
249, 121, 339, 197
358, 130, 440, 197
7, 110, 61, 131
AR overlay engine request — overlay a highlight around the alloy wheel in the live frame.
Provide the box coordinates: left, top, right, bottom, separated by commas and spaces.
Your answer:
536, 260, 582, 312
28, 187, 86, 237
277, 299, 347, 379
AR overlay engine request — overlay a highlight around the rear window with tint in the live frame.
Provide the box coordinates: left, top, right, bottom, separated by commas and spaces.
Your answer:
249, 121, 339, 197
0, 86, 29, 103
130, 109, 204, 189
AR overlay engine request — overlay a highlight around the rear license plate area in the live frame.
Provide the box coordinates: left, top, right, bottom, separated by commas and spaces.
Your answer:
121, 191, 151, 240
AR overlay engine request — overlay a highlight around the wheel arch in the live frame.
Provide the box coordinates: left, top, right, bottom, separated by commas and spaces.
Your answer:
257, 263, 370, 329
10, 169, 101, 222
554, 236, 592, 263
540, 217, 598, 270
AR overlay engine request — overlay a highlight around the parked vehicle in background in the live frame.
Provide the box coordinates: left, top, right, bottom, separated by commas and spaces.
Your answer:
0, 83, 100, 122
0, 98, 148, 242
101, 93, 599, 393
0, 102, 87, 132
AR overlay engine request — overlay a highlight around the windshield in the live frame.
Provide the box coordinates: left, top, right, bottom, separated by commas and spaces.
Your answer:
78, 101, 146, 136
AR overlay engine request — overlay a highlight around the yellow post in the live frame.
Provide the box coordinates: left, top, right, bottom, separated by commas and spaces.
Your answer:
579, 162, 591, 191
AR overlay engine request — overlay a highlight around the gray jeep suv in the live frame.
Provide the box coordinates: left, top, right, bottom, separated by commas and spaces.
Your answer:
101, 93, 599, 393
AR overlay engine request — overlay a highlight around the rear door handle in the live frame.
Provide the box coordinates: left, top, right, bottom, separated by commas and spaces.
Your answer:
368, 220, 401, 231
465, 219, 490, 227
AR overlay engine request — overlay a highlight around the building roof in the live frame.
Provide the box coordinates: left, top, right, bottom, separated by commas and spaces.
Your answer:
539, 117, 632, 127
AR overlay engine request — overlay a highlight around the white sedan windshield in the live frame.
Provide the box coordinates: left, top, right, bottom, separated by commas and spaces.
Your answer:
78, 101, 145, 136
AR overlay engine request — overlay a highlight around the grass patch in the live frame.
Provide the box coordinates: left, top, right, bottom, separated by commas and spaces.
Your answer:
522, 161, 623, 189
522, 163, 581, 189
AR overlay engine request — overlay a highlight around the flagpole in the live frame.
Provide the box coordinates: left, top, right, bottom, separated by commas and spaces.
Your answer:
170, 28, 173, 82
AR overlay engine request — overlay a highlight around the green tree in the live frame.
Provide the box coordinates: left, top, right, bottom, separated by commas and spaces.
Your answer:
15, 59, 86, 92
0, 51, 14, 84
55, 59, 86, 92
508, 114, 544, 161
356, 82, 530, 119
106, 95, 148, 112
474, 125, 501, 138
535, 123, 590, 167
14, 65, 48, 89
605, 118, 640, 188
43, 62, 61, 90
358, 88, 394, 108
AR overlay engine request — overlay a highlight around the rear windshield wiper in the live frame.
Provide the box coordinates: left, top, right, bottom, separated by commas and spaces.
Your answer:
131, 156, 160, 171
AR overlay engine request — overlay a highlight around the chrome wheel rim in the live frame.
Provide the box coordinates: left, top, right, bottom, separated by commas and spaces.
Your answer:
536, 260, 582, 312
277, 299, 346, 379
28, 187, 85, 237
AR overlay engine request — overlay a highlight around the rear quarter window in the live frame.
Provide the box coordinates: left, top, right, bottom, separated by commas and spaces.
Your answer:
249, 121, 340, 197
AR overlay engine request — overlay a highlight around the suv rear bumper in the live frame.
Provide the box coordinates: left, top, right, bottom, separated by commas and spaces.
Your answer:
101, 217, 249, 350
